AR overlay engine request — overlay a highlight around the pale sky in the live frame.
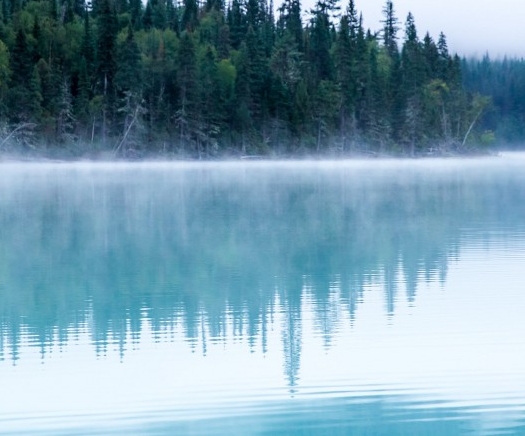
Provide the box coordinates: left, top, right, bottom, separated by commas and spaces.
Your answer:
309, 0, 525, 58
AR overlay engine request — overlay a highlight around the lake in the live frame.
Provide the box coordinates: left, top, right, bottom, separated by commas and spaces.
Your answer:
1, 155, 525, 435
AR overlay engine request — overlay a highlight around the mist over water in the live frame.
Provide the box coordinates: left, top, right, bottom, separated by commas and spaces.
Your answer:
1, 156, 525, 435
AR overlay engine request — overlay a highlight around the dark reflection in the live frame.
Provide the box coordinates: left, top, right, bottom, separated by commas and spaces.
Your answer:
0, 162, 524, 386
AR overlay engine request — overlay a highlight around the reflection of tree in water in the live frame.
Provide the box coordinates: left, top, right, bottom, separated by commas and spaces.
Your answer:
0, 164, 524, 390
280, 279, 302, 393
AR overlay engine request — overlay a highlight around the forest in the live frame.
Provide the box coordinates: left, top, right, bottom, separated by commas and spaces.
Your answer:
0, 0, 521, 157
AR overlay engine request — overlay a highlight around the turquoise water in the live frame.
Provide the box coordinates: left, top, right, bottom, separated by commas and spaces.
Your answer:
1, 155, 525, 435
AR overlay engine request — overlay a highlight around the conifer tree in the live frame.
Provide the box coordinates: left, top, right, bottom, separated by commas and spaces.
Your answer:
400, 12, 424, 154
0, 40, 10, 117
308, 0, 337, 82
142, 1, 154, 29
181, 0, 199, 31
115, 24, 143, 150
245, 25, 266, 121
228, 0, 245, 50
233, 41, 254, 152
313, 79, 340, 151
334, 3, 357, 150
95, 0, 118, 142
175, 31, 199, 152
129, 0, 143, 28
74, 57, 91, 124
382, 0, 398, 59
81, 8, 95, 76
0, 0, 501, 154
197, 46, 222, 154
115, 25, 142, 95
277, 0, 303, 51
8, 28, 42, 123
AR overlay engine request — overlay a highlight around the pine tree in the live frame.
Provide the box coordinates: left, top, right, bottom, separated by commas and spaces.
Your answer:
95, 0, 118, 142
175, 31, 199, 153
56, 79, 75, 141
334, 6, 357, 150
365, 41, 390, 150
10, 28, 33, 86
228, 0, 245, 50
181, 0, 199, 31
313, 80, 340, 151
197, 46, 222, 155
152, 0, 167, 29
114, 24, 143, 152
165, 0, 179, 34
31, 16, 44, 62
400, 12, 424, 154
8, 28, 42, 123
308, 0, 337, 82
81, 7, 95, 76
115, 24, 142, 95
270, 31, 303, 91
129, 0, 143, 29
277, 0, 303, 51
382, 0, 398, 59
0, 40, 10, 117
233, 41, 254, 152
74, 56, 91, 124
422, 32, 438, 80
143, 1, 153, 29
353, 13, 369, 136
245, 25, 266, 121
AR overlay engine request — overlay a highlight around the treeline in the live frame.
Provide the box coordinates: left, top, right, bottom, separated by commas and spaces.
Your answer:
0, 0, 491, 157
463, 56, 525, 146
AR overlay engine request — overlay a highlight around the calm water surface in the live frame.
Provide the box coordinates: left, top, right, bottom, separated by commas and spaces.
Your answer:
1, 155, 525, 435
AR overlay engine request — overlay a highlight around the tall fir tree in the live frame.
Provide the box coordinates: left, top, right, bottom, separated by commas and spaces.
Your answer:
175, 31, 199, 153
95, 0, 118, 142
382, 0, 398, 59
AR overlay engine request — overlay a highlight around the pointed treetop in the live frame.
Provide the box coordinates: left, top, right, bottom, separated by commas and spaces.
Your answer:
404, 12, 417, 43
382, 0, 399, 57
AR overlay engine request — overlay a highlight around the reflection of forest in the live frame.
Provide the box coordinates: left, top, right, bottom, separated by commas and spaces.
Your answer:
1, 163, 524, 387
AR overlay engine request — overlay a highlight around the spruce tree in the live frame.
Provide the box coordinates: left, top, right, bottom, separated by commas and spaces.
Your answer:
8, 28, 42, 123
308, 0, 337, 82
129, 0, 143, 29
400, 12, 424, 154
143, 1, 153, 29
175, 31, 199, 153
228, 0, 245, 50
181, 0, 199, 31
334, 9, 357, 150
198, 46, 222, 154
277, 0, 303, 51
74, 57, 91, 124
382, 0, 399, 59
95, 0, 118, 142
0, 40, 10, 116
115, 25, 142, 95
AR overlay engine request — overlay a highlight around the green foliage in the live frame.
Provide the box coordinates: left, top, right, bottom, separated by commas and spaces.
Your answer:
463, 56, 525, 145
0, 0, 503, 155
0, 40, 10, 99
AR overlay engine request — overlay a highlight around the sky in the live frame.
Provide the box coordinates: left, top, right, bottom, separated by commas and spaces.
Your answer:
314, 0, 525, 58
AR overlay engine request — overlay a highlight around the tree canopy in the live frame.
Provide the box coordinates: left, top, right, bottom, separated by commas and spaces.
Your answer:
0, 0, 509, 157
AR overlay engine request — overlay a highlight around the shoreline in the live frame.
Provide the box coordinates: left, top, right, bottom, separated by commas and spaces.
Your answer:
0, 145, 500, 163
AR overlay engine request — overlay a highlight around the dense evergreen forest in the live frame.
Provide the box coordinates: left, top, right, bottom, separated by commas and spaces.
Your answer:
0, 0, 518, 157
463, 57, 525, 147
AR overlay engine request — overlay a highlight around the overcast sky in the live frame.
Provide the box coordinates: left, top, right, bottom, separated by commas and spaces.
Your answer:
316, 0, 525, 58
